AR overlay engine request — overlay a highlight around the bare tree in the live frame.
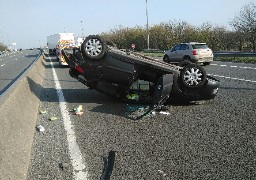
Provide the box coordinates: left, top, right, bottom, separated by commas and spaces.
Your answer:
230, 2, 256, 51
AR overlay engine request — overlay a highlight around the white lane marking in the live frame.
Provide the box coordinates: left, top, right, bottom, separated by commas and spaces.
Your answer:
208, 74, 256, 83
1, 64, 5, 67
211, 63, 256, 70
49, 57, 88, 180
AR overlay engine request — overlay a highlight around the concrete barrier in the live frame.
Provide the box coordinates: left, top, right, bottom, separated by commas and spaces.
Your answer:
0, 54, 46, 180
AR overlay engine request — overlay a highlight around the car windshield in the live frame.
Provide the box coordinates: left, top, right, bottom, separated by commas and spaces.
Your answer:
63, 48, 73, 54
192, 44, 209, 49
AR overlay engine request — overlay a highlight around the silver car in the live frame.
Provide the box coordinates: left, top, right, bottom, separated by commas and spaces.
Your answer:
163, 42, 214, 65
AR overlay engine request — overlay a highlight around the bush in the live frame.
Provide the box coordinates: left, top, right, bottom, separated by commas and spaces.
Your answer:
0, 43, 9, 52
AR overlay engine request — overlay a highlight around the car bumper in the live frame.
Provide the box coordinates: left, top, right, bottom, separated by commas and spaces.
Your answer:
168, 75, 219, 103
197, 57, 213, 63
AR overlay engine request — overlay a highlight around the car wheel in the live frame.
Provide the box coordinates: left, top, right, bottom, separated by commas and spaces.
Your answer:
81, 35, 107, 60
183, 56, 191, 61
180, 64, 206, 88
203, 62, 211, 66
163, 55, 170, 63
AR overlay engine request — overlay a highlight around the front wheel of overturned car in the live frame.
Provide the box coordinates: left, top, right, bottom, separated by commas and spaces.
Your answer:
180, 64, 206, 89
81, 35, 107, 60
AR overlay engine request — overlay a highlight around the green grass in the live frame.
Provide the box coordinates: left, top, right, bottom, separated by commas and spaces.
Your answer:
141, 52, 164, 57
214, 57, 256, 63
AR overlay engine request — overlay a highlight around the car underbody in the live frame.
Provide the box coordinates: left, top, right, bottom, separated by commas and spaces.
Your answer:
61, 35, 219, 106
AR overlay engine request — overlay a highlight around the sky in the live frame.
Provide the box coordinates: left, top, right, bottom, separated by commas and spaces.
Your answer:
0, 0, 255, 49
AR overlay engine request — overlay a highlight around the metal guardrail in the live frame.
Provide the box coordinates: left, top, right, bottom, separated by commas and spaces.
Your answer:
214, 52, 256, 57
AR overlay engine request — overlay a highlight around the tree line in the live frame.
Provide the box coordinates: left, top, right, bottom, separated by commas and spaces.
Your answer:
102, 2, 256, 52
0, 43, 8, 52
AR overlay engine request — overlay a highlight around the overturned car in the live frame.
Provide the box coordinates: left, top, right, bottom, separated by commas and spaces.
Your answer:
61, 35, 219, 105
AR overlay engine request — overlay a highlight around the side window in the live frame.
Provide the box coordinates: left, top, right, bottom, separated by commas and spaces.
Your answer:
181, 44, 187, 50
174, 45, 181, 51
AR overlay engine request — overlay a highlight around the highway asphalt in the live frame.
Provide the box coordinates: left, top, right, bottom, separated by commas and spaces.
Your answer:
0, 49, 41, 95
27, 56, 256, 179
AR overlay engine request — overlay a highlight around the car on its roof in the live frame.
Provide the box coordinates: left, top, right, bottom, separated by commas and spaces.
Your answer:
163, 42, 214, 66
61, 35, 219, 106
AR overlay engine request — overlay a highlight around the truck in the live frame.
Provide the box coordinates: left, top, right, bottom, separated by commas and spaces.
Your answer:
76, 37, 85, 47
47, 33, 75, 66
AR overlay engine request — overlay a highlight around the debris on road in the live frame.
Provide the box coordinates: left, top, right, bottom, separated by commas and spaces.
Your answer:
126, 93, 139, 101
59, 162, 69, 171
126, 105, 153, 120
152, 110, 170, 116
36, 125, 45, 132
157, 170, 167, 177
49, 117, 58, 121
39, 110, 47, 114
73, 105, 84, 116
100, 151, 116, 180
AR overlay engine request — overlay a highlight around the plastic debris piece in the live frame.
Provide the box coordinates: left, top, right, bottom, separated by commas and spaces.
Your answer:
159, 111, 170, 115
59, 162, 69, 171
157, 170, 167, 177
74, 111, 84, 116
126, 105, 153, 120
126, 93, 139, 101
73, 105, 84, 116
73, 105, 83, 113
152, 110, 170, 116
127, 105, 145, 112
36, 125, 45, 132
49, 117, 58, 121
39, 110, 47, 114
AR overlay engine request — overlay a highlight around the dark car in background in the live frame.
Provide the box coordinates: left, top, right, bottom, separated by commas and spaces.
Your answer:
61, 35, 219, 105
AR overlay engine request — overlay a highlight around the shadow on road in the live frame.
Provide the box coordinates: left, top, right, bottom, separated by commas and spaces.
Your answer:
27, 76, 154, 120
25, 54, 39, 58
27, 73, 256, 120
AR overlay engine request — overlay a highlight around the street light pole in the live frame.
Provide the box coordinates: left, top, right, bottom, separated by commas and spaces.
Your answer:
146, 0, 149, 50
81, 19, 84, 38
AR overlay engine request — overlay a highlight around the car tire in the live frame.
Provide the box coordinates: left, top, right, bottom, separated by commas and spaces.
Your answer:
180, 64, 206, 88
203, 62, 211, 66
183, 56, 191, 61
81, 35, 107, 60
163, 55, 170, 63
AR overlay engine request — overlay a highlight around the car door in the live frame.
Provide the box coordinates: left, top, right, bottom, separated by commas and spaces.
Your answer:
169, 44, 181, 62
178, 44, 188, 61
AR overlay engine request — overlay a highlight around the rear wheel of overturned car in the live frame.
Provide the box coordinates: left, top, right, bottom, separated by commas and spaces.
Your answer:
180, 64, 206, 88
81, 35, 107, 60
163, 55, 170, 63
